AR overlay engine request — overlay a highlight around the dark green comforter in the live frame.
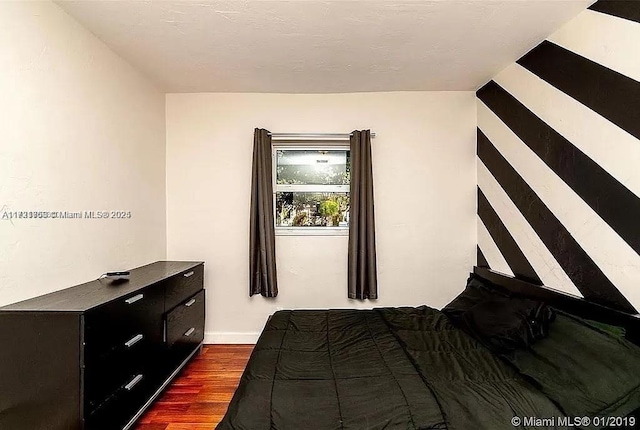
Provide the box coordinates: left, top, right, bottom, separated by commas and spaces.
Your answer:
503, 311, 640, 427
217, 307, 567, 430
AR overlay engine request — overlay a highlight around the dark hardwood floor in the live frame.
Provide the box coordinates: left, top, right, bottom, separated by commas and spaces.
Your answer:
135, 344, 253, 430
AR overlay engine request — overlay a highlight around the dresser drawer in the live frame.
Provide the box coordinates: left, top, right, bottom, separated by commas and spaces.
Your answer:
84, 285, 164, 362
84, 333, 150, 412
165, 289, 205, 347
86, 370, 157, 430
165, 264, 204, 312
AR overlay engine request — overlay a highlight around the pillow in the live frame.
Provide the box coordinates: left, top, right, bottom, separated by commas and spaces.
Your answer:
460, 297, 555, 354
442, 274, 509, 324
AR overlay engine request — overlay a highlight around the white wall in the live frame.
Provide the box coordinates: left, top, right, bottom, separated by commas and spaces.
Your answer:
166, 92, 476, 342
0, 1, 167, 306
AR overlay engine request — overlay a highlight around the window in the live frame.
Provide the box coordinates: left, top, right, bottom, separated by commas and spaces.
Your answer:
273, 147, 350, 235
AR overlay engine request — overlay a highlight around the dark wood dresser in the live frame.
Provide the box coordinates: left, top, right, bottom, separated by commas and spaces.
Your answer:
0, 261, 205, 430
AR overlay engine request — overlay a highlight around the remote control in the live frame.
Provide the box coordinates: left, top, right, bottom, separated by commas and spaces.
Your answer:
105, 271, 130, 277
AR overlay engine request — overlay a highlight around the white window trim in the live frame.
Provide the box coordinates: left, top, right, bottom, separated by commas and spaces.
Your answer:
273, 145, 350, 236
276, 184, 349, 193
276, 227, 349, 236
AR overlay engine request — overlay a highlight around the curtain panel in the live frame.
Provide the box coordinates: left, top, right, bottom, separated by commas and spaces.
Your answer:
249, 128, 278, 297
348, 130, 378, 299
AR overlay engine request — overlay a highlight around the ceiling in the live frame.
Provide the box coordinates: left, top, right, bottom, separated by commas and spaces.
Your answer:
57, 0, 593, 93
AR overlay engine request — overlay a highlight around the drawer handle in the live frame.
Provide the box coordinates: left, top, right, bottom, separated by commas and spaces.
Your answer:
184, 271, 195, 278
124, 374, 143, 391
185, 298, 196, 307
125, 334, 144, 348
184, 327, 196, 337
125, 294, 144, 305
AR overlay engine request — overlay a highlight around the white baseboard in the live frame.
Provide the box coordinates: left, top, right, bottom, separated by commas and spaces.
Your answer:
204, 331, 260, 344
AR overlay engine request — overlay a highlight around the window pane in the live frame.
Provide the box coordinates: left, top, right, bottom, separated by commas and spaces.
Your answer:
276, 192, 349, 227
276, 150, 350, 185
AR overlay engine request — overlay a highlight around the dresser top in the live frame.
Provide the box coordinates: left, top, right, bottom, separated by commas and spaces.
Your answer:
0, 261, 203, 312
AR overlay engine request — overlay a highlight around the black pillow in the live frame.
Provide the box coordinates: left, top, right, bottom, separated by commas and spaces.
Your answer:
461, 297, 555, 354
442, 274, 509, 324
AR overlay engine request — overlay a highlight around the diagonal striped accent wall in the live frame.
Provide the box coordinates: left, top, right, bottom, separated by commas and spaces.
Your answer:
476, 0, 640, 314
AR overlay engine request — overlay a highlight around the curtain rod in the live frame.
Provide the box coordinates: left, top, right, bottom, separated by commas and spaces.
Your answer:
269, 132, 376, 139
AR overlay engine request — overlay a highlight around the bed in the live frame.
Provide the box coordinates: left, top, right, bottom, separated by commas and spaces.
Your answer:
217, 268, 640, 430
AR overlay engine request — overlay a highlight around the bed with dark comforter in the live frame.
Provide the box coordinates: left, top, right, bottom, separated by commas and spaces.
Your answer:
217, 277, 640, 430
218, 306, 567, 430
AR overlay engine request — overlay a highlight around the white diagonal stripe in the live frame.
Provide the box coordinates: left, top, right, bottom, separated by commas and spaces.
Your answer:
477, 216, 514, 277
549, 9, 640, 83
478, 99, 640, 311
478, 159, 581, 297
494, 63, 640, 199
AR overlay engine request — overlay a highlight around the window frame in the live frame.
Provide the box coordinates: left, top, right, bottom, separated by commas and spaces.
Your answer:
272, 145, 350, 236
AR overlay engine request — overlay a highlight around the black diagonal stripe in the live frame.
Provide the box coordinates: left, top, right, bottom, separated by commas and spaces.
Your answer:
517, 41, 640, 140
477, 128, 636, 313
477, 246, 489, 269
589, 0, 640, 24
477, 81, 640, 257
478, 188, 542, 285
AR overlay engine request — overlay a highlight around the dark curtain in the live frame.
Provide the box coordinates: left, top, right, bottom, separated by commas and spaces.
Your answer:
249, 128, 278, 297
348, 130, 378, 299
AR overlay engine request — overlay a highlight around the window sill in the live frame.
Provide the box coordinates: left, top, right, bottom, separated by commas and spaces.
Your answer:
275, 227, 349, 236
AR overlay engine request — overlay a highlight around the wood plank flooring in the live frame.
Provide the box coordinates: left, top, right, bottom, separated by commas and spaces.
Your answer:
135, 344, 253, 430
